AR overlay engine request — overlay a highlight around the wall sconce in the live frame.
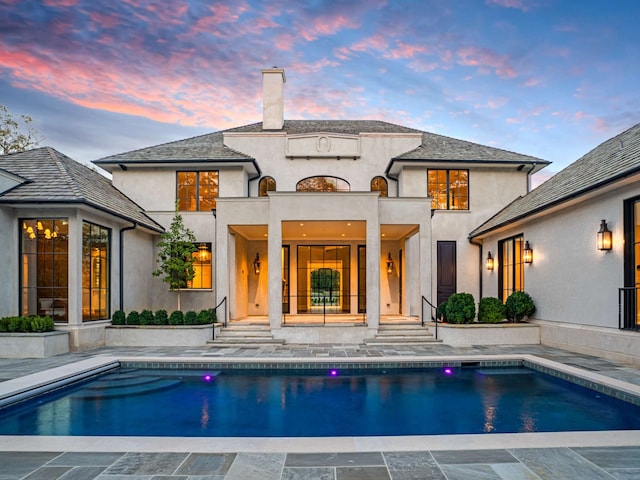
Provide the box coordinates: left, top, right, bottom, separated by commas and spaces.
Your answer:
523, 241, 533, 264
253, 252, 261, 275
597, 219, 613, 251
386, 252, 395, 274
486, 251, 494, 271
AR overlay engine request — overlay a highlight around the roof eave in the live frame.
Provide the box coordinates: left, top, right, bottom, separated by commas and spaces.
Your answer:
385, 157, 549, 179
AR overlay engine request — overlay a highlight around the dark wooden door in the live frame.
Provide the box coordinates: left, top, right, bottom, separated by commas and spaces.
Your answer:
437, 241, 456, 305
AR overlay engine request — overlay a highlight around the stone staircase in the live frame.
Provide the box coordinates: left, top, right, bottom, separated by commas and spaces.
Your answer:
365, 324, 441, 345
208, 325, 285, 347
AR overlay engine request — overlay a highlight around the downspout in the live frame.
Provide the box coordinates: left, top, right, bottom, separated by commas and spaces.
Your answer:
469, 237, 483, 300
119, 223, 137, 311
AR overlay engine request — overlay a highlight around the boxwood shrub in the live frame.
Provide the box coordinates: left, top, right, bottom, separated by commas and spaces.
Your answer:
505, 291, 535, 322
168, 310, 184, 325
0, 316, 54, 333
154, 309, 168, 325
184, 310, 198, 325
111, 310, 126, 325
139, 309, 155, 325
197, 309, 212, 324
444, 293, 476, 324
126, 310, 140, 325
478, 297, 506, 323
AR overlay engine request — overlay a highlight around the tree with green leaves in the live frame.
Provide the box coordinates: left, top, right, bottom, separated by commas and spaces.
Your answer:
0, 105, 43, 155
152, 205, 197, 310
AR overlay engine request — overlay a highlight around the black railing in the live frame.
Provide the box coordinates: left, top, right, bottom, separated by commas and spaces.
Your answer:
618, 287, 640, 330
283, 294, 366, 325
421, 295, 438, 339
214, 296, 228, 329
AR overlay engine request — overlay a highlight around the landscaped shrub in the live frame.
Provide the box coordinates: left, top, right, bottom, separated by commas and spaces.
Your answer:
444, 293, 476, 324
478, 297, 506, 323
436, 301, 448, 322
0, 316, 54, 333
139, 309, 155, 325
126, 310, 140, 325
168, 310, 184, 325
154, 309, 168, 325
197, 309, 212, 324
184, 310, 198, 325
111, 310, 126, 325
30, 316, 54, 332
505, 291, 535, 322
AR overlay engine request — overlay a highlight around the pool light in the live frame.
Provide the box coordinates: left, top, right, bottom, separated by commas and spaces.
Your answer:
329, 369, 339, 376
444, 367, 453, 376
203, 374, 213, 382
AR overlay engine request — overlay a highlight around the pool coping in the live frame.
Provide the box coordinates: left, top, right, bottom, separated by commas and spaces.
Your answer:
1, 354, 639, 453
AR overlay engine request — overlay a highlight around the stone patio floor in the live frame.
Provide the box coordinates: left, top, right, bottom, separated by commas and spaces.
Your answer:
1, 343, 640, 479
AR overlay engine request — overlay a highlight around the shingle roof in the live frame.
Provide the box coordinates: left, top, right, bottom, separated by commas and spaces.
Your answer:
470, 122, 640, 238
0, 147, 163, 232
393, 132, 547, 163
94, 131, 255, 165
226, 120, 424, 135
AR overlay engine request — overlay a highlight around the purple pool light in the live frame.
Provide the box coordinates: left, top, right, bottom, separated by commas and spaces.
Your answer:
329, 369, 339, 376
203, 374, 213, 382
443, 367, 453, 375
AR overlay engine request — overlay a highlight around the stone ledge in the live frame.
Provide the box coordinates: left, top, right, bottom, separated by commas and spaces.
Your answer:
0, 331, 70, 358
105, 324, 215, 347
436, 322, 540, 346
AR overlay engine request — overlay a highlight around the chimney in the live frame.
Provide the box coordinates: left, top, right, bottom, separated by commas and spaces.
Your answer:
262, 67, 286, 130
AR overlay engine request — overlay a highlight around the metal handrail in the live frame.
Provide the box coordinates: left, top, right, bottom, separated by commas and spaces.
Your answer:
421, 295, 438, 339
214, 296, 228, 329
282, 294, 366, 325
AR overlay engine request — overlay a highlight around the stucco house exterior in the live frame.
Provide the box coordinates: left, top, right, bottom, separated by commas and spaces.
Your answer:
0, 68, 638, 362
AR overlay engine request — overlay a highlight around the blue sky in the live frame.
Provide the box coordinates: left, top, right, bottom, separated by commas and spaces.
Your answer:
1, 0, 638, 183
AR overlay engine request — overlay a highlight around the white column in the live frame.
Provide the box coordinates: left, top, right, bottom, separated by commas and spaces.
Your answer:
366, 218, 380, 329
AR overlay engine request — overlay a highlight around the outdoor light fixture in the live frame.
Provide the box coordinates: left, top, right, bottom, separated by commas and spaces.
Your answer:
386, 252, 395, 274
597, 219, 613, 251
486, 251, 494, 271
253, 252, 261, 275
523, 241, 533, 264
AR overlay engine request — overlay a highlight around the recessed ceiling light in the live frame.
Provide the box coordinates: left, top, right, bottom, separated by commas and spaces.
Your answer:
341, 233, 345, 237
300, 223, 304, 226
382, 233, 386, 237
347, 223, 351, 226
302, 233, 307, 237
263, 234, 268, 237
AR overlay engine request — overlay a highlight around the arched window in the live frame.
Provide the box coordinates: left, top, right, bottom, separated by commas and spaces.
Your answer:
259, 176, 276, 197
370, 176, 388, 197
296, 176, 350, 192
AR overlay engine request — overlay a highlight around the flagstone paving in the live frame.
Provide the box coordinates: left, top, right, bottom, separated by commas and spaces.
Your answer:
1, 343, 639, 479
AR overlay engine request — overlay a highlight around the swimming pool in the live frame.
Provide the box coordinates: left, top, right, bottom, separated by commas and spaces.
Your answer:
2, 363, 640, 437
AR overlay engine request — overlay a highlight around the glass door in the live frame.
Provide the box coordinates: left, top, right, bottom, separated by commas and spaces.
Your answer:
297, 245, 350, 314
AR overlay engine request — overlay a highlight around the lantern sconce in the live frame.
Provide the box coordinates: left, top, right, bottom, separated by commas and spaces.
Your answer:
197, 243, 211, 262
486, 251, 494, 271
253, 253, 261, 275
386, 252, 395, 274
597, 219, 613, 251
523, 241, 533, 264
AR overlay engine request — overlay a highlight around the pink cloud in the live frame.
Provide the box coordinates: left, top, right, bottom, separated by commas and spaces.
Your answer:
297, 14, 360, 42
388, 41, 428, 59
456, 46, 517, 78
485, 0, 532, 12
523, 77, 542, 87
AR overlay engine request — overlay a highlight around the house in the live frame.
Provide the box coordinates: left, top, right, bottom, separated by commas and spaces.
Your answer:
1, 68, 637, 362
470, 122, 640, 365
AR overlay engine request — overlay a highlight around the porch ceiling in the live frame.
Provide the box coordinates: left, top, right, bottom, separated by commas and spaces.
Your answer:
230, 222, 417, 241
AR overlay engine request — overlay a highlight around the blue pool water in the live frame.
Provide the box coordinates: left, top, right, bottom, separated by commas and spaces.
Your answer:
1, 366, 639, 437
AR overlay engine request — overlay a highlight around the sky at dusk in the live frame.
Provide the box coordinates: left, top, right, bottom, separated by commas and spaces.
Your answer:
1, 0, 639, 183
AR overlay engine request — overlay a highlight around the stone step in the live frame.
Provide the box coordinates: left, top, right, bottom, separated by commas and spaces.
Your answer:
364, 338, 443, 345
216, 330, 275, 338
208, 338, 285, 346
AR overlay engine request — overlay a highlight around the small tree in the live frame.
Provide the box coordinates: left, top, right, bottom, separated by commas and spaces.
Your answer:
152, 204, 197, 310
0, 105, 43, 155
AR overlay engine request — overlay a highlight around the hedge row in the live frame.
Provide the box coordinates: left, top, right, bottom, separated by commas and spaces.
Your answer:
437, 291, 535, 324
111, 309, 217, 326
0, 315, 55, 333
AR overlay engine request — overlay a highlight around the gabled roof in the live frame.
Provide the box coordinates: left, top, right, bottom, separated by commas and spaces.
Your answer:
94, 131, 259, 175
225, 120, 423, 135
386, 132, 548, 177
470, 123, 640, 239
0, 147, 163, 232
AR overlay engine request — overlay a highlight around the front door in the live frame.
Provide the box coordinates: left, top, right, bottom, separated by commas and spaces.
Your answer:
437, 241, 456, 306
297, 245, 351, 314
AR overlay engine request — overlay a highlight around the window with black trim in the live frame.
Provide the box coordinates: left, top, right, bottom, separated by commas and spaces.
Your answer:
370, 176, 388, 197
177, 171, 218, 211
82, 222, 110, 321
428, 169, 469, 210
499, 234, 524, 302
188, 243, 212, 289
259, 176, 276, 197
296, 176, 350, 192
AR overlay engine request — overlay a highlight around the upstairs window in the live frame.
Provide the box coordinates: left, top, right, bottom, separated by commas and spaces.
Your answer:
428, 169, 469, 210
296, 176, 350, 192
177, 171, 218, 211
259, 176, 276, 197
371, 176, 388, 197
